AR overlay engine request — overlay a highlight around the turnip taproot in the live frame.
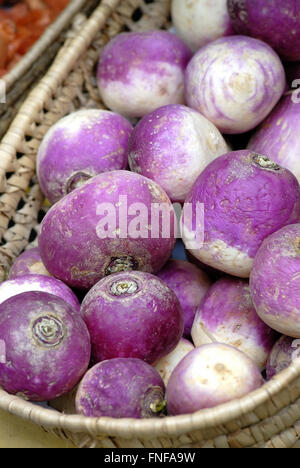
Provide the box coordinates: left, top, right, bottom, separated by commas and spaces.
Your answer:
0, 292, 91, 401
37, 110, 133, 204
154, 338, 194, 386
97, 31, 192, 119
191, 278, 278, 370
157, 259, 211, 337
248, 96, 300, 182
166, 343, 264, 415
0, 274, 80, 313
80, 271, 184, 364
128, 104, 229, 203
76, 358, 166, 419
181, 150, 300, 278
185, 36, 285, 134
38, 170, 177, 290
250, 224, 300, 338
228, 0, 300, 62
266, 336, 300, 381
8, 248, 51, 279
171, 0, 234, 52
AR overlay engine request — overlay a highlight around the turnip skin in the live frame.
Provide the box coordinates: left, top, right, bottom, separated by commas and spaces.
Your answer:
166, 343, 264, 415
185, 36, 285, 134
250, 224, 300, 338
0, 292, 91, 402
154, 338, 194, 386
266, 336, 300, 381
0, 274, 80, 313
127, 104, 229, 203
37, 110, 133, 204
171, 0, 234, 52
228, 0, 300, 62
97, 31, 192, 119
191, 278, 278, 370
38, 170, 177, 290
248, 96, 300, 182
76, 358, 166, 419
8, 248, 51, 279
81, 271, 184, 364
181, 150, 300, 278
157, 259, 211, 337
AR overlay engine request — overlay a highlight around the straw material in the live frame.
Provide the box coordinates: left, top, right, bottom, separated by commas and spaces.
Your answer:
0, 0, 299, 449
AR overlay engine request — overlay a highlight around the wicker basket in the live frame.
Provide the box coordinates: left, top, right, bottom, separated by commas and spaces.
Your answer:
0, 0, 299, 449
0, 0, 101, 140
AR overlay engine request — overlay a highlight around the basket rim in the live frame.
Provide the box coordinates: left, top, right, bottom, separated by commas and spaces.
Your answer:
0, 357, 299, 438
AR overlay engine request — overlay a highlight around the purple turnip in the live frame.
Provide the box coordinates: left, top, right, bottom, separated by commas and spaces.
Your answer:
228, 0, 300, 62
171, 0, 234, 52
97, 31, 192, 119
250, 224, 300, 337
181, 150, 300, 278
166, 343, 264, 415
127, 104, 229, 203
37, 109, 133, 204
157, 259, 211, 337
266, 335, 300, 380
154, 338, 194, 386
8, 248, 51, 279
80, 271, 184, 364
185, 36, 285, 134
38, 170, 177, 290
191, 278, 278, 370
0, 274, 80, 313
248, 96, 300, 182
0, 291, 91, 401
75, 358, 166, 419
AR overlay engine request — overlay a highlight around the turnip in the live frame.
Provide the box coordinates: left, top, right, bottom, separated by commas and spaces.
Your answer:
0, 274, 80, 313
127, 104, 229, 203
185, 36, 285, 134
157, 259, 211, 337
228, 0, 300, 62
250, 224, 300, 338
8, 247, 51, 279
166, 343, 264, 415
76, 358, 166, 418
248, 96, 300, 182
171, 0, 234, 52
191, 278, 278, 370
0, 291, 91, 401
38, 170, 177, 290
181, 150, 300, 278
37, 110, 133, 204
266, 336, 300, 381
97, 31, 192, 119
154, 338, 194, 386
81, 271, 184, 364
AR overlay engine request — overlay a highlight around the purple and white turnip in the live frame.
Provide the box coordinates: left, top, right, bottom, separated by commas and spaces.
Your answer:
166, 343, 264, 415
266, 336, 300, 381
80, 271, 184, 364
76, 358, 166, 419
157, 259, 211, 337
127, 104, 229, 203
185, 36, 286, 134
0, 291, 91, 401
37, 109, 133, 204
250, 224, 300, 338
181, 150, 300, 278
191, 278, 278, 370
97, 31, 192, 119
171, 0, 234, 52
38, 170, 177, 290
8, 248, 51, 279
154, 338, 194, 386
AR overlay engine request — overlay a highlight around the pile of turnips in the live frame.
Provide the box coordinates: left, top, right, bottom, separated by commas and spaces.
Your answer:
1, 0, 300, 420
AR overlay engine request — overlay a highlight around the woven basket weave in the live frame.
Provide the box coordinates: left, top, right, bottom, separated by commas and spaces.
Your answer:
0, 0, 299, 449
